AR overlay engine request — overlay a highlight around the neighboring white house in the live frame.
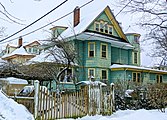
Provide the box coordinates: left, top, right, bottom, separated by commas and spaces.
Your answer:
1, 37, 41, 64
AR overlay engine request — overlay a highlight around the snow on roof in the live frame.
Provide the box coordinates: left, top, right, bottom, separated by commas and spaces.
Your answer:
58, 7, 105, 39
2, 46, 34, 59
0, 58, 7, 65
7, 43, 18, 48
77, 81, 107, 86
0, 90, 34, 120
27, 49, 78, 66
0, 77, 28, 84
28, 51, 55, 63
110, 64, 167, 73
77, 32, 133, 49
23, 40, 40, 47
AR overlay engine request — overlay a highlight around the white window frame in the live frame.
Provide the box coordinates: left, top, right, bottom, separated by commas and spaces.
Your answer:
101, 69, 108, 80
101, 43, 108, 59
156, 75, 163, 83
133, 51, 138, 64
132, 72, 141, 83
94, 22, 100, 32
88, 68, 95, 79
88, 42, 95, 57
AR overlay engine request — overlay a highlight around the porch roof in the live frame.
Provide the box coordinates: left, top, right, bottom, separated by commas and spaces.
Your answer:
76, 32, 133, 49
110, 64, 167, 74
76, 81, 107, 86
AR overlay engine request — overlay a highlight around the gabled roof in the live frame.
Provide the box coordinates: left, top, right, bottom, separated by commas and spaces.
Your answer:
23, 41, 40, 47
58, 6, 127, 42
28, 50, 55, 63
6, 44, 18, 48
2, 46, 34, 59
27, 49, 78, 66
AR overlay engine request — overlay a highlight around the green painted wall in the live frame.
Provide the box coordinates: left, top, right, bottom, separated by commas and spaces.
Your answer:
111, 47, 131, 65
163, 75, 167, 83
52, 27, 67, 38
78, 41, 111, 68
87, 11, 119, 38
126, 34, 141, 66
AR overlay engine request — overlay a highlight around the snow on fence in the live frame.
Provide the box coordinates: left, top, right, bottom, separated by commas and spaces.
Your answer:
14, 80, 115, 119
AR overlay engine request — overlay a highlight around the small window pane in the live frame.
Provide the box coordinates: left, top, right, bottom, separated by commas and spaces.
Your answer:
160, 75, 162, 83
133, 73, 136, 82
89, 69, 94, 77
134, 36, 140, 43
109, 27, 112, 34
100, 23, 104, 32
95, 23, 100, 31
137, 73, 140, 82
105, 24, 108, 33
134, 52, 138, 64
102, 70, 107, 80
102, 45, 107, 58
90, 43, 94, 51
89, 43, 95, 57
89, 51, 94, 57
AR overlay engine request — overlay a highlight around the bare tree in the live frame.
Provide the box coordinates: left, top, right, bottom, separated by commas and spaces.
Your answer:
116, 0, 167, 65
42, 36, 80, 89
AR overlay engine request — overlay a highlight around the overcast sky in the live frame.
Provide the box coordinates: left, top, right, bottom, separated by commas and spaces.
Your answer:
0, 0, 157, 66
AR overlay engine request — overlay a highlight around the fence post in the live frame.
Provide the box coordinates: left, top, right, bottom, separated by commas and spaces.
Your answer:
34, 80, 39, 119
88, 84, 91, 115
110, 83, 115, 112
98, 84, 102, 114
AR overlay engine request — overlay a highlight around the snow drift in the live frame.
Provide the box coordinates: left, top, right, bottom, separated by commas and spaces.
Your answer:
0, 90, 34, 120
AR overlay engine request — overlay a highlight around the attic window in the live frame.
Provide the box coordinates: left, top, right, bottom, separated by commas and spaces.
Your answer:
105, 24, 108, 33
109, 26, 112, 34
95, 23, 100, 31
100, 22, 104, 32
94, 21, 113, 35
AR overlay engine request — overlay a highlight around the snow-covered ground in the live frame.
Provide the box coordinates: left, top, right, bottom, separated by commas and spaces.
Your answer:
0, 90, 34, 120
0, 88, 167, 120
63, 109, 167, 120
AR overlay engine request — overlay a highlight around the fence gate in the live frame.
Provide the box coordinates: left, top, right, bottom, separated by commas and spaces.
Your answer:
36, 85, 88, 120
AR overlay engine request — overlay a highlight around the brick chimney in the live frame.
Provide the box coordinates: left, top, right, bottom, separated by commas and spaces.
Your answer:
18, 36, 23, 47
73, 6, 80, 27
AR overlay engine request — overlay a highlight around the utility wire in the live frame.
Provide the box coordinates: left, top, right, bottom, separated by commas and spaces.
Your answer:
115, 0, 132, 17
1, 0, 94, 44
0, 0, 68, 43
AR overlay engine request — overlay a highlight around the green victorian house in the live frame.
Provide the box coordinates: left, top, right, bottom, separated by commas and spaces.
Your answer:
50, 6, 167, 88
